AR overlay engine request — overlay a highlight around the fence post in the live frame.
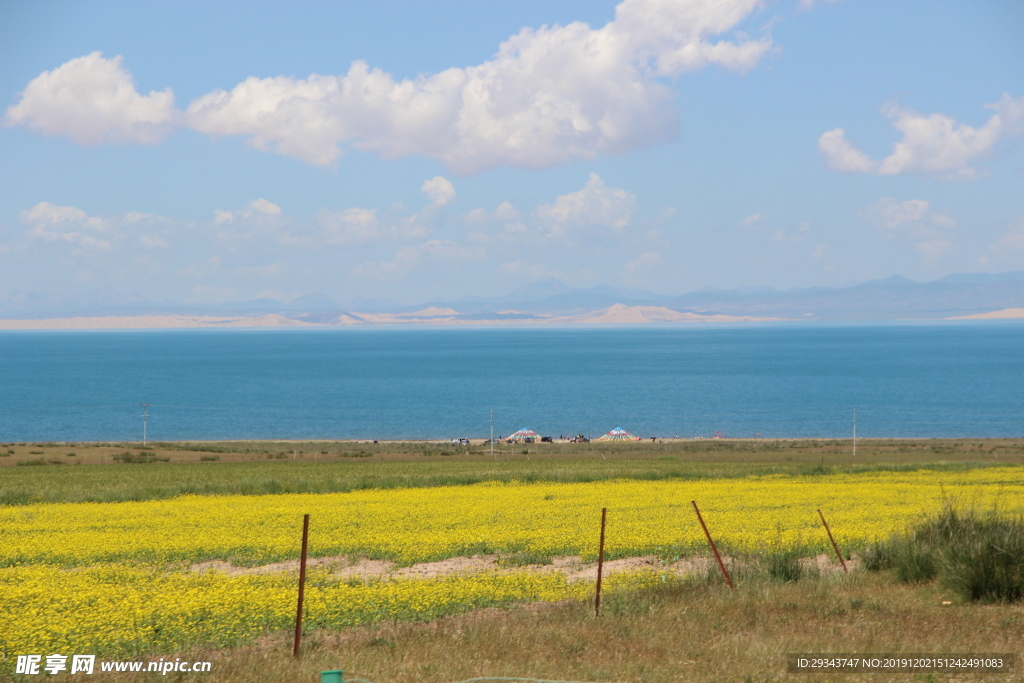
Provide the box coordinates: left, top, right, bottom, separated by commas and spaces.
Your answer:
817, 509, 848, 573
293, 513, 310, 657
692, 501, 733, 589
595, 507, 607, 617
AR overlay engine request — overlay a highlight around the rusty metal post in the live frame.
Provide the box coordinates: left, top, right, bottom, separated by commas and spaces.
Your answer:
818, 509, 848, 573
293, 513, 310, 657
595, 507, 607, 617
692, 501, 733, 589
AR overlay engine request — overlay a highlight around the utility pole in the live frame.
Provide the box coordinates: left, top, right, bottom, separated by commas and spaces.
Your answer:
490, 408, 495, 460
852, 407, 857, 457
140, 404, 151, 447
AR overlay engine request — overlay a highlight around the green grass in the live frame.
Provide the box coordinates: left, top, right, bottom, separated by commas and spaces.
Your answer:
0, 449, 1019, 506
867, 505, 1024, 602
93, 570, 1022, 683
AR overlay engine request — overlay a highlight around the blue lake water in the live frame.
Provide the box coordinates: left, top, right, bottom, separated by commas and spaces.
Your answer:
0, 324, 1022, 442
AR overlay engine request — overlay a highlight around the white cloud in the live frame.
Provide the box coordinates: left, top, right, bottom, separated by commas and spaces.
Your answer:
139, 234, 169, 249
351, 240, 484, 278
236, 262, 285, 278
991, 216, 1024, 254
249, 198, 282, 215
622, 250, 665, 287
817, 128, 877, 172
737, 212, 809, 242
20, 201, 113, 249
421, 177, 456, 207
5, 52, 175, 145
738, 212, 763, 228
213, 198, 282, 225
768, 220, 811, 242
502, 261, 565, 280
182, 256, 221, 279
11, 1, 771, 173
861, 198, 956, 241
819, 94, 1024, 180
915, 240, 955, 265
317, 208, 381, 245
465, 201, 521, 225
191, 284, 237, 303
537, 173, 635, 233
123, 211, 170, 224
798, 0, 842, 10
624, 251, 662, 274
862, 198, 957, 264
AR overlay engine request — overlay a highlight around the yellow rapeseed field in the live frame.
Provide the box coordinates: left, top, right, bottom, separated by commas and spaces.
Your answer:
3, 467, 1023, 567
2, 467, 1023, 656
0, 565, 621, 655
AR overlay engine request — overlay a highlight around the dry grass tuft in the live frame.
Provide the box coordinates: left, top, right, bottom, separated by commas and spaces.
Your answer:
86, 570, 1023, 683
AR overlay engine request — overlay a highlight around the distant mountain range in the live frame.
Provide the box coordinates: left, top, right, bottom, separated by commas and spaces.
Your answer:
2, 271, 1024, 325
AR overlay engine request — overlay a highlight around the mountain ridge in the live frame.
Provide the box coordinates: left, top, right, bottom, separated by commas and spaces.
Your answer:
1, 271, 1022, 322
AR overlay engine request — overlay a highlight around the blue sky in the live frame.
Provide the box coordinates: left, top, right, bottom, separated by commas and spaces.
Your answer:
1, 0, 1022, 307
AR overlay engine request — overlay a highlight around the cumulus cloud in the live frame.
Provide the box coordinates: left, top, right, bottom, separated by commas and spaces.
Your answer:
537, 173, 635, 234
861, 198, 955, 240
622, 250, 665, 287
139, 234, 169, 249
317, 208, 381, 245
798, 0, 842, 10
464, 202, 528, 244
20, 201, 114, 249
5, 52, 176, 145
421, 177, 456, 207
738, 212, 763, 228
214, 198, 282, 225
249, 198, 282, 215
351, 240, 484, 278
182, 256, 221, 279
990, 216, 1024, 254
9, 0, 771, 173
861, 198, 957, 264
465, 201, 521, 225
816, 128, 876, 172
624, 251, 663, 274
819, 94, 1024, 180
769, 220, 811, 242
236, 262, 285, 278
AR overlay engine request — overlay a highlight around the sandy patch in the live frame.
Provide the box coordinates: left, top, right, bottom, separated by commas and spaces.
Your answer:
190, 552, 856, 580
565, 555, 661, 582
949, 307, 1024, 320
392, 555, 500, 578
800, 552, 860, 573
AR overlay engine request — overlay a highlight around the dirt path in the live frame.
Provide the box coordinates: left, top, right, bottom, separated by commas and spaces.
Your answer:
190, 552, 856, 581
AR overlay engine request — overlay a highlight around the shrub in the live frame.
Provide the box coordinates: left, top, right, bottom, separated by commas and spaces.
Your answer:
764, 547, 807, 583
868, 506, 1024, 602
112, 451, 169, 464
941, 513, 1024, 602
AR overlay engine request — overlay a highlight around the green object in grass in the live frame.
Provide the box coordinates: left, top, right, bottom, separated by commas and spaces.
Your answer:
320, 670, 344, 683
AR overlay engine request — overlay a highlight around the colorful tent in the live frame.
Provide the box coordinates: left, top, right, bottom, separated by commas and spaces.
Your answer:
598, 427, 639, 441
505, 428, 539, 442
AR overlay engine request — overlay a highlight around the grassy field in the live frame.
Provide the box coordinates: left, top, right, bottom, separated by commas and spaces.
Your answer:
3, 440, 1023, 681
1, 438, 1022, 506
54, 571, 1024, 683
